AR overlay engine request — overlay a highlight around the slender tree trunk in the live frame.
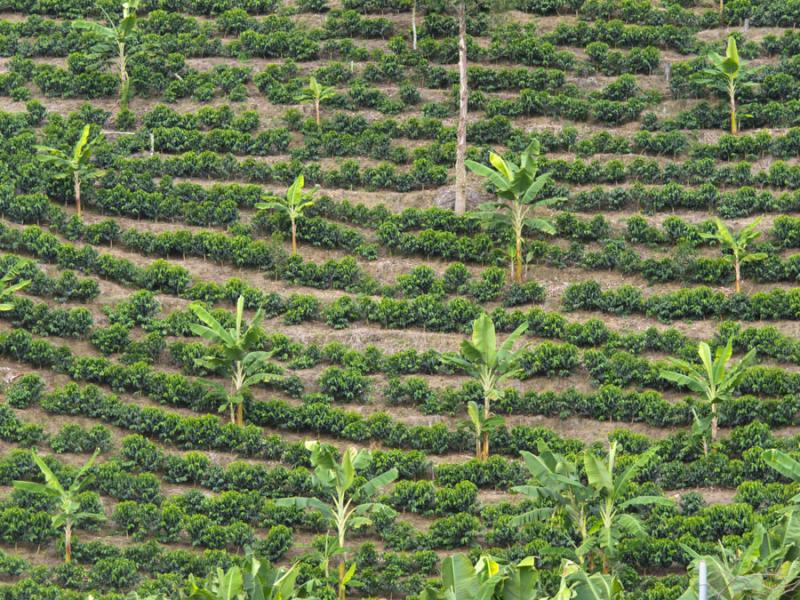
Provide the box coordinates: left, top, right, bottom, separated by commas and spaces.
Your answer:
719, 0, 723, 16
338, 562, 346, 600
64, 520, 72, 563
734, 256, 741, 293
412, 0, 417, 50
515, 234, 523, 283
291, 218, 298, 255
236, 401, 244, 426
729, 86, 737, 134
73, 172, 81, 217
454, 0, 468, 215
475, 432, 481, 460
711, 402, 718, 443
315, 98, 320, 126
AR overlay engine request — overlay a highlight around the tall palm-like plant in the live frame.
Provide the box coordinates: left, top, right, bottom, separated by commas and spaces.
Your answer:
13, 450, 103, 563
184, 553, 311, 600
189, 296, 278, 426
693, 36, 751, 135
441, 314, 529, 460
296, 77, 336, 126
512, 441, 593, 555
74, 0, 140, 108
422, 554, 540, 600
700, 218, 766, 293
660, 339, 756, 448
466, 141, 557, 282
0, 263, 31, 311
422, 553, 624, 600
277, 441, 398, 600
762, 449, 800, 504
35, 125, 105, 218
679, 514, 800, 600
583, 442, 669, 572
256, 175, 316, 256
513, 442, 669, 572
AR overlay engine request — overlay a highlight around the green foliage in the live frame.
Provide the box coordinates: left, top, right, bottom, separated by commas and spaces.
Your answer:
441, 314, 529, 459
189, 296, 278, 425
12, 449, 104, 562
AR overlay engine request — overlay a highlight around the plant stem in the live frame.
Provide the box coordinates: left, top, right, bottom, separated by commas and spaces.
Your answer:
73, 172, 81, 217
65, 520, 72, 563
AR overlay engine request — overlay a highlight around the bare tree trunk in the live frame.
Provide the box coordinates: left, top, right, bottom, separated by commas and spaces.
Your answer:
412, 0, 417, 50
73, 172, 81, 218
734, 257, 741, 293
454, 0, 468, 215
315, 98, 320, 126
515, 235, 523, 283
291, 219, 298, 255
729, 88, 737, 134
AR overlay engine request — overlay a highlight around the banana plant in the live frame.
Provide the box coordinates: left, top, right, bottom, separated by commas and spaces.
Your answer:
296, 76, 336, 126
561, 560, 625, 600
692, 36, 753, 135
422, 554, 624, 600
183, 554, 310, 600
660, 339, 756, 445
13, 449, 104, 563
688, 407, 713, 458
700, 218, 767, 293
256, 175, 317, 256
466, 140, 558, 282
466, 400, 505, 460
35, 124, 105, 218
277, 441, 398, 600
584, 442, 670, 572
421, 553, 540, 600
762, 448, 800, 504
0, 263, 30, 311
74, 0, 140, 108
513, 441, 670, 572
512, 441, 593, 557
440, 313, 529, 460
679, 514, 800, 600
189, 295, 279, 426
